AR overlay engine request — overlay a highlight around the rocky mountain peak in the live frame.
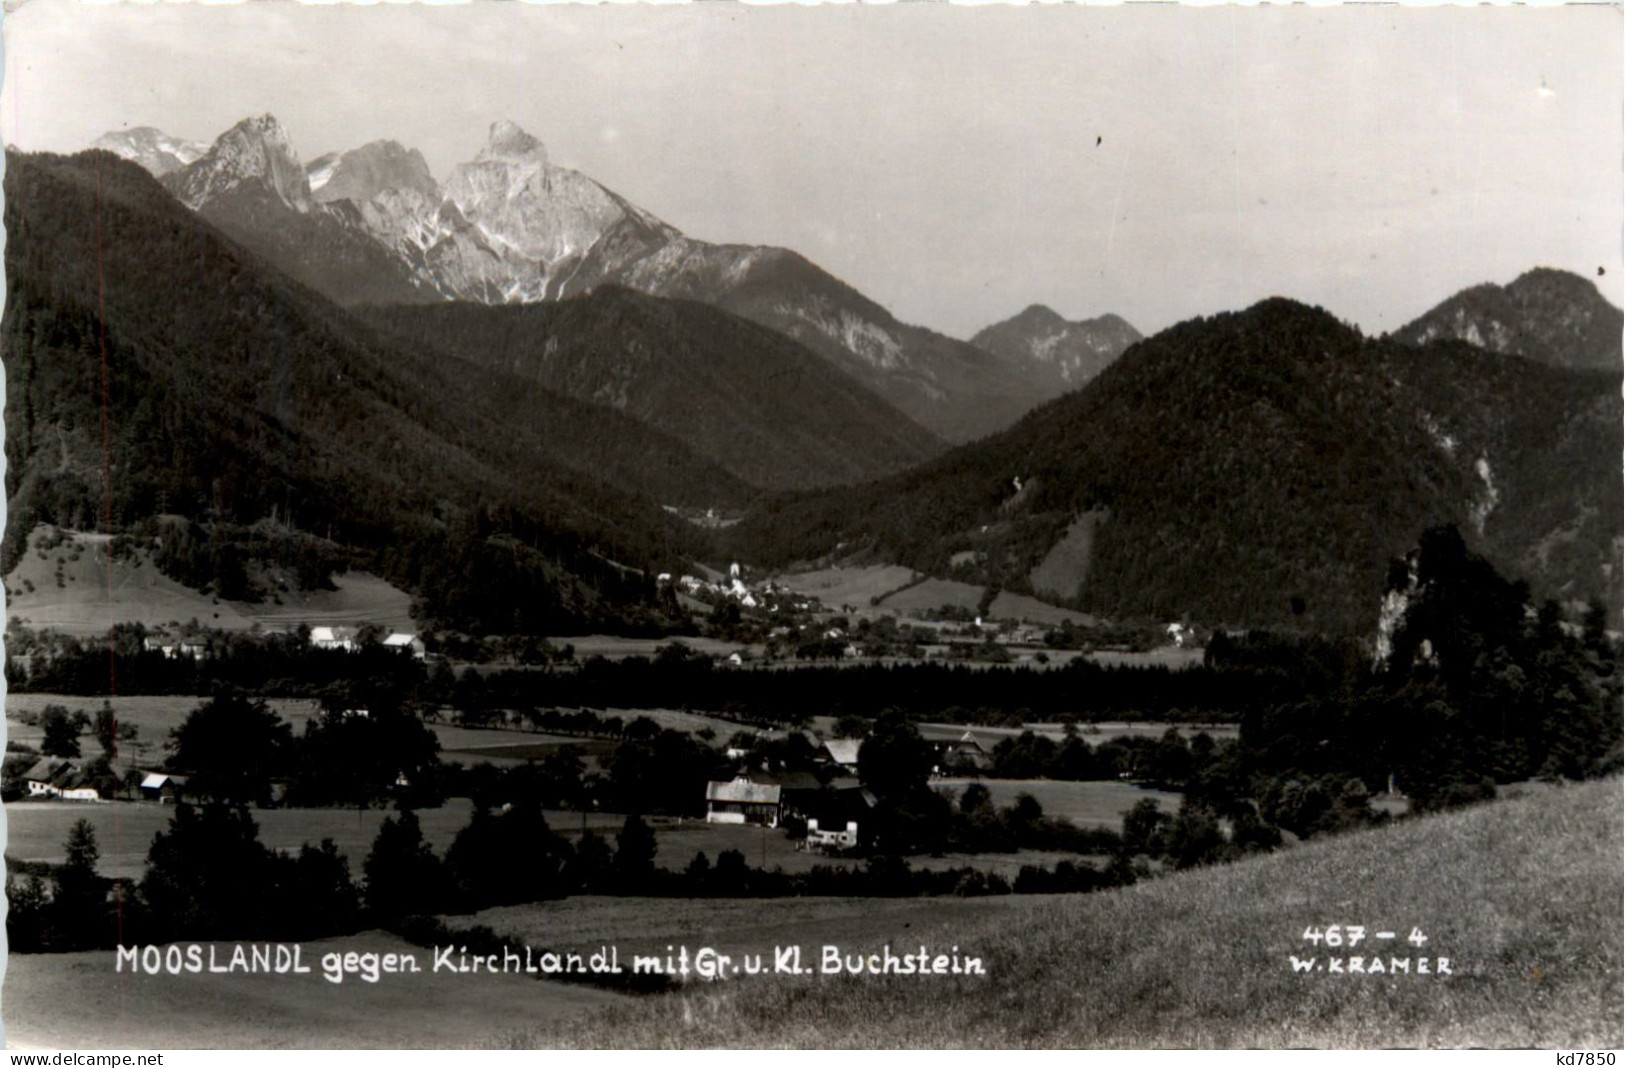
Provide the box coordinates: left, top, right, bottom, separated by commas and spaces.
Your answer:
970, 303, 1143, 389
167, 113, 311, 212
478, 120, 547, 164
308, 139, 438, 205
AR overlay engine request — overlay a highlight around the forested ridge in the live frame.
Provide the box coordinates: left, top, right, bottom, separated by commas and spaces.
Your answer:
731, 299, 1622, 633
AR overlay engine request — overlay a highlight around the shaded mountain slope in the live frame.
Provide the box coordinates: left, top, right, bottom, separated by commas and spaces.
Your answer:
160, 116, 440, 307
365, 289, 945, 492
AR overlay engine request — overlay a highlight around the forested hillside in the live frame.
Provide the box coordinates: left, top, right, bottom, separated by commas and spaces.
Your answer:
731, 299, 1622, 633
365, 289, 945, 492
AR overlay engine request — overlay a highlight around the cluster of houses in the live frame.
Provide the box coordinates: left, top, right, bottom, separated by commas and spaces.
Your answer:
309, 627, 426, 658
704, 772, 875, 853
724, 625, 863, 665
663, 564, 815, 615
142, 635, 211, 660
701, 730, 994, 853
19, 757, 101, 801
139, 627, 427, 659
704, 734, 872, 851
17, 757, 190, 804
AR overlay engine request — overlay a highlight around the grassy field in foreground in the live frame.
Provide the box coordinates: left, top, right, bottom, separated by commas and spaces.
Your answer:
517, 777, 1624, 1048
462, 895, 1035, 971
2, 899, 1036, 1048
2, 931, 626, 1049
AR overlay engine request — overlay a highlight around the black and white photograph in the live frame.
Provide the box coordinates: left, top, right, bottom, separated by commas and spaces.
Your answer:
0, 0, 1620, 1051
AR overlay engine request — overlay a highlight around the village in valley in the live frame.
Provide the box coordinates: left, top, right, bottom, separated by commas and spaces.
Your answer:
3, 527, 1210, 872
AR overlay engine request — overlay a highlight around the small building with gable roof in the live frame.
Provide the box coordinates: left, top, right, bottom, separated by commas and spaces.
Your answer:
704, 776, 783, 827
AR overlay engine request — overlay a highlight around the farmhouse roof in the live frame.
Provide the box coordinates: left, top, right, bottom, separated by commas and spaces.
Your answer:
140, 772, 186, 789
755, 770, 823, 793
382, 633, 417, 647
21, 757, 74, 783
823, 738, 863, 766
706, 778, 782, 805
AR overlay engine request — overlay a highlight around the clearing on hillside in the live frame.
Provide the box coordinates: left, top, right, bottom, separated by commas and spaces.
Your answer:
5, 526, 413, 636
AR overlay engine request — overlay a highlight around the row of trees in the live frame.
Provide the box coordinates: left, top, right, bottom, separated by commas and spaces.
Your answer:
165, 693, 443, 809
10, 616, 1316, 730
12, 799, 1141, 953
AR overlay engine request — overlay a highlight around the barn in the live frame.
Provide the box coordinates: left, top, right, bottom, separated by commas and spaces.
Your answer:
704, 777, 783, 827
941, 731, 992, 772
310, 626, 359, 652
801, 783, 875, 852
139, 772, 188, 803
383, 632, 427, 659
822, 738, 863, 769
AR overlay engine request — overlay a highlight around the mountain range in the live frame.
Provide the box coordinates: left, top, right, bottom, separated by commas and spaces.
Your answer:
24, 114, 1623, 638
100, 115, 1131, 442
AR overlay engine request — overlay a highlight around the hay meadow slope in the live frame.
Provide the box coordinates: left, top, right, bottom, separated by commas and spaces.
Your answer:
520, 777, 1623, 1048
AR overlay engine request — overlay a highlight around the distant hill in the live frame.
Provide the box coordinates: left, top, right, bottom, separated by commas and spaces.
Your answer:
365, 289, 945, 492
730, 298, 1622, 634
1394, 268, 1624, 372
970, 305, 1142, 395
3, 148, 729, 634
109, 115, 1062, 442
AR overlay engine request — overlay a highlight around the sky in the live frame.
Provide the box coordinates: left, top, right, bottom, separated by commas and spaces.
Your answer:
2, 0, 1620, 340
